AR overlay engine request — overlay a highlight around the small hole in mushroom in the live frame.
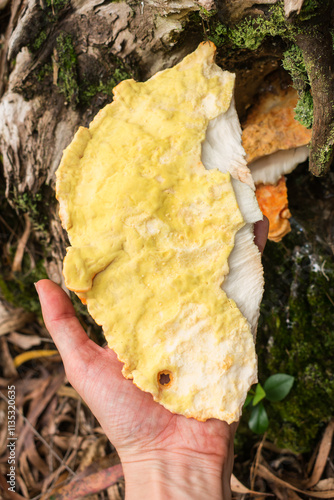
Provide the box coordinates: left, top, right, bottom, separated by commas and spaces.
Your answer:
158, 370, 172, 387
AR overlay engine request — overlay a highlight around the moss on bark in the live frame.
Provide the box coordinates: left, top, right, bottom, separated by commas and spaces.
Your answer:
193, 0, 334, 175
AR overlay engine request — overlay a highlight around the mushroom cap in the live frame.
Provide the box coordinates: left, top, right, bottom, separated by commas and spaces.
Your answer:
242, 74, 312, 242
242, 81, 312, 165
56, 42, 263, 423
255, 176, 291, 243
242, 77, 311, 185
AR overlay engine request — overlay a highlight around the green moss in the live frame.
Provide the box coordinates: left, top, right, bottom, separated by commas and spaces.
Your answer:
198, 6, 217, 18
45, 0, 68, 8
45, 0, 70, 17
37, 62, 53, 82
201, 1, 321, 132
312, 126, 334, 167
80, 65, 132, 106
32, 31, 132, 108
56, 32, 79, 106
282, 45, 308, 90
282, 45, 314, 128
294, 90, 313, 128
0, 259, 48, 314
0, 184, 50, 315
231, 4, 286, 49
255, 219, 334, 452
313, 146, 333, 169
192, 1, 316, 54
15, 192, 49, 234
0, 276, 16, 305
208, 22, 228, 48
299, 0, 323, 21
208, 1, 287, 50
29, 0, 70, 54
228, 18, 267, 51
31, 30, 48, 52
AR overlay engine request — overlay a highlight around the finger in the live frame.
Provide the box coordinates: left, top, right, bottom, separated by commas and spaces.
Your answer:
35, 279, 102, 367
254, 216, 269, 255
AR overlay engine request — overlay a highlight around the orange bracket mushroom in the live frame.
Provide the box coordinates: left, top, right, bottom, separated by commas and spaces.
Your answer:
242, 74, 312, 242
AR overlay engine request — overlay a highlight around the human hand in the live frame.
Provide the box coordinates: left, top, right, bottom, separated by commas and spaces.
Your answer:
36, 217, 268, 500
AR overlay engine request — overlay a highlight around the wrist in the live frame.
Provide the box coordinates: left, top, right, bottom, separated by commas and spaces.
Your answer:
121, 450, 227, 500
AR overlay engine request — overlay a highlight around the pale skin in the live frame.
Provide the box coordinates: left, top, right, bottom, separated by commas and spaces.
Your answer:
36, 218, 268, 500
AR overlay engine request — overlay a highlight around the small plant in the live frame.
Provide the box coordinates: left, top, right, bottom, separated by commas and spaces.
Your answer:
244, 374, 294, 434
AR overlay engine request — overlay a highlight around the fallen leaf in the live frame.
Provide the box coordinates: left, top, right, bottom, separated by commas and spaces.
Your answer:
12, 213, 31, 273
24, 433, 50, 477
77, 436, 108, 473
307, 441, 321, 476
16, 474, 30, 499
0, 337, 17, 377
257, 464, 334, 498
0, 306, 34, 337
287, 491, 303, 499
107, 481, 124, 500
74, 453, 120, 481
305, 420, 334, 488
231, 473, 271, 495
270, 455, 302, 474
314, 479, 334, 491
7, 332, 42, 349
19, 447, 37, 492
261, 441, 297, 456
57, 384, 87, 406
49, 463, 124, 499
270, 483, 290, 500
251, 432, 267, 490
40, 449, 77, 498
13, 349, 60, 368
16, 370, 65, 457
0, 473, 27, 499
22, 375, 50, 406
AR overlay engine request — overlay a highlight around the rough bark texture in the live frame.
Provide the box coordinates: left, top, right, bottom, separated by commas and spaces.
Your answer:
0, 0, 201, 199
284, 0, 305, 18
216, 0, 277, 22
294, 10, 334, 176
0, 0, 208, 287
0, 0, 333, 287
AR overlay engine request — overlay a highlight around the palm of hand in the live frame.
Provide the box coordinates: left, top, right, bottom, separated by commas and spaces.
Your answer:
37, 279, 234, 463
37, 221, 267, 496
73, 342, 233, 460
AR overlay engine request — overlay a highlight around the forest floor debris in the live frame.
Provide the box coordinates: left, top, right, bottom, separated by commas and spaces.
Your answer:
0, 312, 333, 500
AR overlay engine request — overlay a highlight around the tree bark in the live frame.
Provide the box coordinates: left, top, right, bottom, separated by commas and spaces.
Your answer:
0, 0, 333, 296
0, 0, 207, 289
294, 9, 334, 176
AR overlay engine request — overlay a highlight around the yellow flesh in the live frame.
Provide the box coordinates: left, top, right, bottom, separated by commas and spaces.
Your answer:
56, 43, 256, 422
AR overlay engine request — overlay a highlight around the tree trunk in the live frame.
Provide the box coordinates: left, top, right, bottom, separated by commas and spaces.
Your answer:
0, 0, 333, 298
0, 0, 205, 293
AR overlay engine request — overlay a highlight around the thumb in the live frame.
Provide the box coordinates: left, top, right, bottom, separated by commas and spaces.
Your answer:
35, 279, 102, 376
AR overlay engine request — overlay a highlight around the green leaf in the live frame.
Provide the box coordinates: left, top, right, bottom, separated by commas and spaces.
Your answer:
253, 383, 266, 406
264, 374, 295, 402
248, 402, 269, 434
243, 394, 253, 408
